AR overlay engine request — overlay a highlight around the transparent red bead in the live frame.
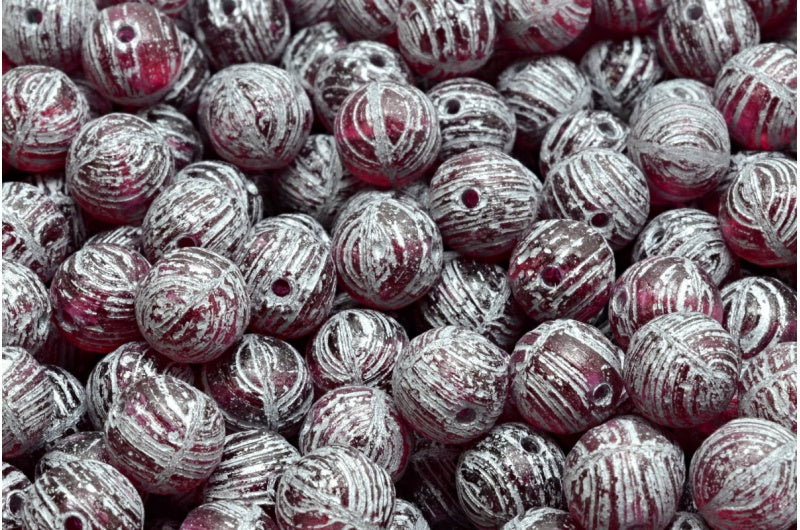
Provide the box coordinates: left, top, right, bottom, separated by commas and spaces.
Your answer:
137, 104, 203, 171
181, 501, 278, 530
160, 30, 211, 117
494, 0, 591, 54
36, 431, 111, 479
391, 500, 430, 530
335, 0, 400, 43
2, 260, 51, 356
739, 342, 796, 431
502, 508, 579, 530
24, 172, 86, 254
744, 0, 795, 32
39, 365, 88, 447
85, 225, 143, 255
174, 161, 263, 226
280, 22, 349, 95
628, 77, 713, 125
591, 0, 668, 33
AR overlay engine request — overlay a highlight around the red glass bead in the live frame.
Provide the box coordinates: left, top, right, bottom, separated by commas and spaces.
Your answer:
199, 64, 313, 170
656, 0, 760, 83
502, 507, 578, 530
494, 0, 591, 54
628, 77, 713, 125
335, 0, 400, 42
564, 416, 685, 529
2, 66, 90, 172
137, 104, 203, 171
690, 418, 796, 530
509, 219, 615, 323
2, 260, 50, 356
284, 0, 335, 28
161, 30, 211, 117
40, 365, 88, 447
66, 113, 174, 225
25, 172, 87, 254
2, 462, 31, 529
591, 0, 668, 33
181, 501, 278, 530
739, 342, 796, 431
105, 374, 225, 495
391, 499, 430, 529
275, 445, 396, 529
135, 248, 250, 363
72, 74, 113, 119
200, 333, 313, 435
35, 431, 111, 479
280, 22, 349, 95
174, 161, 263, 226
744, 0, 795, 32
85, 225, 143, 255
269, 212, 331, 246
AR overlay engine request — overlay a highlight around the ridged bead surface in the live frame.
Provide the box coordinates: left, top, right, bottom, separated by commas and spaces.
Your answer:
161, 30, 211, 116
511, 319, 626, 434
501, 507, 578, 530
335, 0, 400, 42
508, 219, 615, 323
181, 501, 277, 530
24, 172, 86, 254
690, 418, 797, 530
199, 64, 312, 170
665, 512, 711, 529
105, 374, 225, 495
201, 334, 313, 435
739, 342, 796, 431
2, 462, 31, 529
66, 113, 174, 225
391, 499, 431, 530
2, 260, 50, 355
137, 104, 203, 171
629, 78, 713, 126
40, 365, 88, 446
280, 22, 349, 95
429, 148, 541, 260
591, 0, 668, 33
284, 0, 335, 28
36, 431, 111, 479
494, 0, 591, 54
392, 326, 510, 444
564, 416, 685, 530
174, 161, 263, 226
85, 225, 143, 255
134, 248, 250, 363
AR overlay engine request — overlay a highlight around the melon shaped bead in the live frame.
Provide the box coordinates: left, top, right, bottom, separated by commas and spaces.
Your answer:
498, 56, 593, 150
24, 172, 87, 254
187, 0, 289, 69
36, 431, 112, 479
268, 212, 331, 246
85, 225, 143, 254
391, 500, 430, 530
628, 78, 713, 126
392, 326, 510, 445
540, 148, 650, 250
181, 501, 277, 530
538, 109, 628, 178
280, 23, 349, 95
299, 386, 414, 481
199, 64, 312, 170
427, 78, 517, 161
203, 430, 300, 510
579, 36, 664, 121
161, 30, 211, 116
66, 113, 175, 225
628, 99, 730, 204
608, 256, 723, 350
721, 277, 797, 359
105, 375, 225, 495
2, 260, 51, 355
137, 104, 203, 171
174, 161, 263, 226
690, 418, 797, 530
40, 366, 88, 446
511, 319, 626, 434
21, 460, 143, 530
494, 0, 591, 54
745, 0, 795, 32
656, 0, 760, 83
332, 192, 443, 310
135, 248, 250, 363
3, 462, 31, 529
284, 0, 335, 27
2, 347, 55, 458
591, 0, 668, 33
335, 0, 400, 42
429, 148, 541, 260
564, 416, 685, 530
415, 257, 527, 350
508, 219, 616, 323
200, 334, 313, 435
632, 208, 737, 285
739, 342, 796, 431
501, 507, 578, 530
72, 74, 112, 119
718, 156, 797, 267
50, 244, 150, 353
2, 66, 90, 172
397, 0, 496, 80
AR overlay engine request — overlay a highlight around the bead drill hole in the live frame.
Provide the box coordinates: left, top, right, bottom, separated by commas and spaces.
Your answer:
26, 8, 43, 24
597, 121, 615, 136
222, 0, 236, 15
679, 522, 694, 530
592, 383, 613, 406
591, 212, 610, 227
117, 25, 136, 43
369, 54, 386, 67
445, 99, 461, 114
272, 279, 291, 297
541, 266, 563, 287
520, 437, 540, 453
8, 493, 23, 514
455, 408, 476, 423
685, 4, 703, 20
63, 515, 84, 530
461, 189, 480, 208
176, 236, 197, 248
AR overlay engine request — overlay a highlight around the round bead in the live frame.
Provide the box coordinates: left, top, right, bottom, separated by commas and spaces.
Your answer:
280, 22, 349, 95
199, 64, 312, 170
720, 276, 797, 359
739, 342, 796, 431
501, 507, 578, 530
718, 156, 797, 267
608, 256, 723, 350
392, 326, 510, 444
427, 77, 517, 161
200, 333, 313, 435
161, 30, 211, 116
335, 81, 441, 187
629, 78, 713, 126
2, 66, 90, 172
335, 0, 400, 42
66, 112, 174, 225
137, 104, 203, 171
632, 208, 738, 286
174, 161, 263, 226
21, 460, 144, 530
85, 225, 143, 255
35, 431, 111, 479
391, 499, 430, 529
498, 56, 593, 150
2, 260, 50, 355
81, 2, 182, 106
656, 0, 760, 83
50, 243, 150, 353
72, 74, 112, 119
510, 319, 626, 434
332, 192, 443, 310
181, 501, 277, 530
24, 172, 87, 254
203, 429, 300, 510
429, 148, 541, 260
284, 0, 335, 28
540, 148, 650, 250
690, 418, 797, 530
135, 248, 250, 363
508, 219, 616, 323
564, 416, 685, 529
745, 0, 795, 31
40, 365, 88, 446
3, 462, 31, 529
627, 99, 730, 204
415, 257, 527, 350
591, 0, 668, 33
494, 0, 591, 54
105, 374, 225, 494
275, 445, 396, 529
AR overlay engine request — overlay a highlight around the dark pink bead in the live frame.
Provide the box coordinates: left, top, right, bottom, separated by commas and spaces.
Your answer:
629, 77, 713, 125
502, 507, 579, 530
739, 342, 796, 431
2, 260, 50, 356
3, 462, 31, 529
85, 225, 143, 255
280, 22, 349, 95
494, 0, 591, 54
591, 0, 668, 33
160, 30, 211, 117
39, 365, 89, 447
35, 431, 112, 479
24, 172, 87, 254
284, 0, 335, 27
744, 0, 795, 32
180, 501, 277, 530
390, 499, 430, 530
335, 0, 400, 42
72, 74, 113, 119
137, 104, 203, 171
174, 161, 263, 226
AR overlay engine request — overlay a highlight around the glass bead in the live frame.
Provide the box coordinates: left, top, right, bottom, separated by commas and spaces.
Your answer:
174, 161, 263, 226
35, 432, 111, 479
335, 0, 400, 43
494, 0, 591, 54
280, 22, 349, 95
39, 365, 88, 447
391, 500, 430, 530
628, 77, 713, 125
85, 225, 143, 255
181, 501, 278, 530
2, 462, 31, 529
160, 30, 211, 117
24, 172, 87, 254
739, 341, 796, 431
591, 0, 668, 33
284, 0, 335, 28
502, 508, 578, 530
137, 104, 203, 171
2, 260, 51, 356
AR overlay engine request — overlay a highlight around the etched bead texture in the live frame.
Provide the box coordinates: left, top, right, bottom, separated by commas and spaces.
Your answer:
391, 499, 431, 530
35, 431, 111, 479
24, 172, 86, 254
591, 0, 668, 33
665, 512, 711, 530
494, 0, 591, 54
739, 342, 796, 431
137, 104, 203, 171
744, 0, 796, 32
629, 78, 713, 126
284, 0, 335, 28
500, 507, 578, 530
564, 416, 685, 530
105, 374, 225, 495
174, 161, 263, 226
690, 418, 797, 530
181, 501, 278, 530
3, 462, 31, 529
40, 365, 88, 447
280, 22, 349, 95
161, 30, 211, 117
335, 0, 400, 42
2, 259, 51, 355
85, 225, 143, 255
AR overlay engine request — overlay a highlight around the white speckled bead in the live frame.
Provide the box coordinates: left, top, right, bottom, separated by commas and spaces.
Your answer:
591, 0, 668, 33
72, 74, 112, 120
721, 277, 797, 359
66, 113, 175, 225
21, 460, 144, 530
24, 172, 87, 254
137, 104, 203, 171
3, 462, 31, 529
739, 342, 796, 431
392, 326, 510, 445
335, 0, 400, 42
161, 30, 211, 117
174, 161, 263, 226
280, 22, 349, 95
665, 512, 710, 529
391, 499, 431, 530
629, 78, 713, 126
500, 507, 578, 530
200, 333, 313, 436
262, 213, 331, 246
275, 445, 396, 529
284, 0, 335, 28
2, 260, 50, 356
85, 225, 144, 255
456, 423, 566, 529
494, 0, 591, 54
541, 148, 650, 250
564, 415, 685, 530
35, 431, 111, 479
181, 501, 277, 530
105, 374, 225, 495
690, 418, 797, 530
39, 366, 87, 447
